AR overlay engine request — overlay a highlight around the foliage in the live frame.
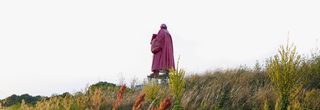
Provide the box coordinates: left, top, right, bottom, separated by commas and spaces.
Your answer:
301, 89, 320, 109
2, 44, 320, 110
266, 43, 308, 110
304, 51, 320, 89
142, 80, 160, 103
263, 99, 270, 110
169, 68, 186, 110
88, 81, 117, 92
182, 68, 273, 110
1, 94, 44, 107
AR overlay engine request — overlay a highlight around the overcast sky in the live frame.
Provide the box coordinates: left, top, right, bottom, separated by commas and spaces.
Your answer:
1, 0, 320, 99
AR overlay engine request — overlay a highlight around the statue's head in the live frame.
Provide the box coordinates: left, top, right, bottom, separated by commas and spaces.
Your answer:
160, 24, 167, 29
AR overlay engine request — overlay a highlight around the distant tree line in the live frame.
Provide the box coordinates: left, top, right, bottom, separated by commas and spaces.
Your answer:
0, 81, 120, 107
0, 94, 45, 107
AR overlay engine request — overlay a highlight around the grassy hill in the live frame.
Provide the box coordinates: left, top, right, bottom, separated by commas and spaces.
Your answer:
1, 44, 320, 110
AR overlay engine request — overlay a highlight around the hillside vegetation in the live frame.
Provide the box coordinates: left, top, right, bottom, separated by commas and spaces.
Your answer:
1, 43, 320, 110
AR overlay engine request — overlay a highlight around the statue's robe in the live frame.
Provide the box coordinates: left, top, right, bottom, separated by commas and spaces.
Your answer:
151, 24, 175, 73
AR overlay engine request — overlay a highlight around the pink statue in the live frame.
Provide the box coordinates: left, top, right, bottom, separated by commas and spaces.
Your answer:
149, 24, 175, 78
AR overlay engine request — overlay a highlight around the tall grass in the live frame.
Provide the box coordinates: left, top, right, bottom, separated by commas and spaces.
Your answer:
2, 43, 320, 110
3, 68, 320, 110
182, 68, 273, 110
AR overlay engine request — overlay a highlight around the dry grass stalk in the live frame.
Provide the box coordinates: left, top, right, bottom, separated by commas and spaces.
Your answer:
112, 84, 126, 110
91, 89, 102, 110
132, 93, 146, 110
158, 97, 172, 110
151, 107, 158, 110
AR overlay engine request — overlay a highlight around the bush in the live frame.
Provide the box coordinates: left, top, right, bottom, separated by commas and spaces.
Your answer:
169, 69, 186, 110
266, 43, 307, 110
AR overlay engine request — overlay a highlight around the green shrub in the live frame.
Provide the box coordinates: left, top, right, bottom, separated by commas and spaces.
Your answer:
267, 43, 307, 110
143, 80, 160, 103
169, 68, 186, 110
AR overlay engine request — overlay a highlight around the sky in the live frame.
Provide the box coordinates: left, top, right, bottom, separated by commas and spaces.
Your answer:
1, 0, 320, 99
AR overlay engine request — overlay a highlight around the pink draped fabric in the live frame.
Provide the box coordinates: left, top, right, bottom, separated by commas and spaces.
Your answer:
151, 24, 175, 73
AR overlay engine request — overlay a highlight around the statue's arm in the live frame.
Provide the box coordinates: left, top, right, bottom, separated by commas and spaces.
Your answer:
151, 33, 164, 53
